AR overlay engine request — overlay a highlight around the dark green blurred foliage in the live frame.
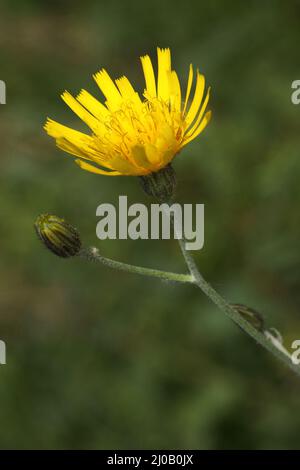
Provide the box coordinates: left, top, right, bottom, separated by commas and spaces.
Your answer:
1, 0, 300, 449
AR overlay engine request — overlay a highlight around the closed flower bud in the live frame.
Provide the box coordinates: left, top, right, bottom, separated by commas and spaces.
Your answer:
34, 214, 81, 258
231, 303, 265, 332
139, 164, 177, 202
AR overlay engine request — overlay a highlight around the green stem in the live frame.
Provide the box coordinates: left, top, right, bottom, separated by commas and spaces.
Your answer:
78, 239, 299, 375
178, 238, 300, 376
79, 246, 194, 284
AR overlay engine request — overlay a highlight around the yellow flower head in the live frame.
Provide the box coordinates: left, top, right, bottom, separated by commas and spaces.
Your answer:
44, 47, 211, 177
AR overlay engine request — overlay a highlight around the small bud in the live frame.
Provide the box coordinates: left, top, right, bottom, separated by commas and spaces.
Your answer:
231, 303, 265, 332
139, 164, 177, 202
34, 214, 81, 258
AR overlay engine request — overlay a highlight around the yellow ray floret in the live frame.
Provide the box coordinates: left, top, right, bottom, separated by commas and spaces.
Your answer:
44, 47, 211, 177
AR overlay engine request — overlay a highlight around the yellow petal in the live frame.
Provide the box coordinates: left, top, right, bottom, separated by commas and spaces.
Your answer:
76, 90, 109, 120
140, 54, 156, 97
61, 92, 99, 131
185, 70, 205, 127
182, 110, 212, 146
145, 144, 161, 165
115, 76, 136, 98
93, 69, 122, 109
183, 64, 193, 114
157, 122, 176, 149
161, 148, 176, 166
184, 87, 211, 137
115, 76, 142, 108
75, 159, 121, 175
131, 146, 153, 169
56, 138, 92, 160
157, 47, 171, 101
55, 137, 115, 168
44, 118, 93, 143
108, 155, 141, 174
45, 119, 116, 168
168, 70, 181, 112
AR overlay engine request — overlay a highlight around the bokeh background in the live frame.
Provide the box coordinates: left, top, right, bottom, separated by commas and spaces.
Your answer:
0, 0, 300, 449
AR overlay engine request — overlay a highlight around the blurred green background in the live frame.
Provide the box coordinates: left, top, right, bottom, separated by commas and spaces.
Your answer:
1, 0, 300, 450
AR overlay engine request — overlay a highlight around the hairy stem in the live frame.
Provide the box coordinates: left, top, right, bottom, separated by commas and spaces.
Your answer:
78, 238, 299, 375
79, 246, 194, 284
178, 238, 300, 376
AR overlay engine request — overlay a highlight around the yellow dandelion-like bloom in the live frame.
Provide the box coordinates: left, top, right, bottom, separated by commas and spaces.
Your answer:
44, 47, 211, 177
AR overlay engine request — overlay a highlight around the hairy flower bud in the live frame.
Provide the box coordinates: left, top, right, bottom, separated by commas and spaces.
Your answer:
34, 214, 81, 258
139, 164, 177, 202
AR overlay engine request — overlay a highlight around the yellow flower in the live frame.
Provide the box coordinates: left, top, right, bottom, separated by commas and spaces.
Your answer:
44, 47, 211, 177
